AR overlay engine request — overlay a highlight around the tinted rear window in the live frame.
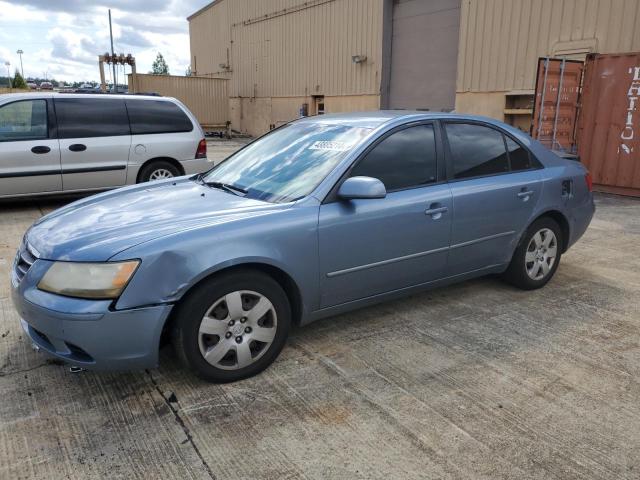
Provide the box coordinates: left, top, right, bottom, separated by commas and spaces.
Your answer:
55, 98, 129, 138
126, 100, 193, 134
506, 136, 532, 170
446, 123, 509, 179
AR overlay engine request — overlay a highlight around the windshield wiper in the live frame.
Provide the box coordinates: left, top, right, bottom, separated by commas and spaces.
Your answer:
204, 181, 248, 196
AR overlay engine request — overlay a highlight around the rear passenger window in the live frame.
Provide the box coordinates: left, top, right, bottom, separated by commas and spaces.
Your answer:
55, 98, 129, 139
349, 124, 437, 191
506, 136, 531, 170
126, 100, 193, 134
446, 123, 509, 179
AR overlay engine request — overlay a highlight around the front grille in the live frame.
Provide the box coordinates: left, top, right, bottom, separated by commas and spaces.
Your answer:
14, 242, 38, 284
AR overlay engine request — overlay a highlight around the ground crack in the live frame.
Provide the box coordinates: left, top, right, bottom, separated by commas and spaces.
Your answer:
145, 369, 216, 480
0, 360, 58, 378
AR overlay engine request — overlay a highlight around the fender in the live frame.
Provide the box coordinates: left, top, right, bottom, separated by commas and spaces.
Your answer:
111, 203, 320, 317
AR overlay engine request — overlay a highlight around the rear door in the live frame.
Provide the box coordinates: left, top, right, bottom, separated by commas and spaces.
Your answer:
444, 122, 542, 275
0, 98, 62, 196
54, 97, 130, 190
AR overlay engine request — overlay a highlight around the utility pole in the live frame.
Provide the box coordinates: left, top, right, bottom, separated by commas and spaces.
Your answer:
109, 9, 117, 93
4, 62, 10, 87
16, 50, 24, 77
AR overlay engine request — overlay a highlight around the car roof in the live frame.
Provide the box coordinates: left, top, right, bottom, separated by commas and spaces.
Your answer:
0, 92, 171, 102
293, 110, 511, 130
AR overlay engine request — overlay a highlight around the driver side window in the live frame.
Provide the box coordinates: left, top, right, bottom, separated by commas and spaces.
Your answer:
0, 100, 48, 142
349, 124, 437, 191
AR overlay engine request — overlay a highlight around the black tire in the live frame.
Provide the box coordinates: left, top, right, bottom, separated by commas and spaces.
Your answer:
138, 160, 181, 183
171, 269, 291, 383
502, 217, 563, 290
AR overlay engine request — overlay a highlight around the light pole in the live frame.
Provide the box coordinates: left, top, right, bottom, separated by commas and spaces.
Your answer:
4, 62, 10, 87
16, 50, 24, 77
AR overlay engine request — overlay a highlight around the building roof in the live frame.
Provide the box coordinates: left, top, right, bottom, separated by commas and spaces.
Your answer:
187, 0, 224, 21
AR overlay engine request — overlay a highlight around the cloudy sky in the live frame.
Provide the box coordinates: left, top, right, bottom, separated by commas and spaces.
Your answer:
0, 0, 211, 83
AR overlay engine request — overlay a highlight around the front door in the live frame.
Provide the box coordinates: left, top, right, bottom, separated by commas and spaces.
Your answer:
54, 97, 130, 190
444, 122, 542, 275
0, 99, 61, 197
318, 123, 452, 308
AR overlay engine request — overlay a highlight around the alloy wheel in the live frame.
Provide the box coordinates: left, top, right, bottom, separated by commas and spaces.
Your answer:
149, 168, 175, 180
198, 290, 277, 370
525, 228, 558, 280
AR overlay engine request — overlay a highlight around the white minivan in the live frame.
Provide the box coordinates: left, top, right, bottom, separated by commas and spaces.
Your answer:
0, 93, 212, 198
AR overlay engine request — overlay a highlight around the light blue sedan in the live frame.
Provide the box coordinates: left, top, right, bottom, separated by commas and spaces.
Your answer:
11, 112, 595, 382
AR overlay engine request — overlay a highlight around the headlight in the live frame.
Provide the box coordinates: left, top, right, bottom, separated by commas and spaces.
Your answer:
38, 261, 140, 299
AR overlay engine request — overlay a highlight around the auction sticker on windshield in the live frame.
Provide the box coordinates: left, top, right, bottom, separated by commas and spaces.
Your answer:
308, 141, 355, 151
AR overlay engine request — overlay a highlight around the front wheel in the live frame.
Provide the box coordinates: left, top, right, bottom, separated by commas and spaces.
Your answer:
172, 270, 291, 383
503, 217, 562, 290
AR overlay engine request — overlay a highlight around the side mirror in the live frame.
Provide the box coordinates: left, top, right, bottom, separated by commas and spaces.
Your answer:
338, 176, 386, 200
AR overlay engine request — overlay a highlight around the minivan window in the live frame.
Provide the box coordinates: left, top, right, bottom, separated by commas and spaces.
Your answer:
55, 98, 129, 138
126, 100, 193, 134
446, 123, 509, 179
506, 135, 531, 171
0, 100, 47, 142
203, 123, 370, 203
350, 124, 438, 190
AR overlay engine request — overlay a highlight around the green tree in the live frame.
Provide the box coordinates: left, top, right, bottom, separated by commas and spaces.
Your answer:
12, 70, 27, 89
185, 65, 192, 77
151, 52, 169, 75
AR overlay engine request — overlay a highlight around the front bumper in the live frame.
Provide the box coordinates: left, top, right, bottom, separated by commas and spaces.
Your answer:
11, 279, 172, 371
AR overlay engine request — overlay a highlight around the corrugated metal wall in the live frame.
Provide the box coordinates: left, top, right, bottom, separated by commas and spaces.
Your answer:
189, 0, 384, 98
457, 0, 640, 93
128, 74, 229, 127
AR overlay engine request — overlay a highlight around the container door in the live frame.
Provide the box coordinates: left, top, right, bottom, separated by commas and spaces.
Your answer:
0, 98, 62, 197
54, 97, 130, 191
577, 53, 640, 196
531, 57, 584, 152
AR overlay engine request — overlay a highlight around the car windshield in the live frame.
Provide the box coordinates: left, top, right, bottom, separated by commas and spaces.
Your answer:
202, 123, 370, 203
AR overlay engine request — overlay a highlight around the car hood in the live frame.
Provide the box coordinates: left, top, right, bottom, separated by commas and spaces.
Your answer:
27, 178, 289, 261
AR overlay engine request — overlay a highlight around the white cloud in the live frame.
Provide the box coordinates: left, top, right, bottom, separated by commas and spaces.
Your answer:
0, 0, 210, 82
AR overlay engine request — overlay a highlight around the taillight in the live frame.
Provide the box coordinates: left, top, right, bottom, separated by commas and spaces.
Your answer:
585, 171, 593, 192
195, 139, 207, 159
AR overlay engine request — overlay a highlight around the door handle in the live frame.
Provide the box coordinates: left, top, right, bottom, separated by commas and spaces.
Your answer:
425, 204, 448, 219
517, 190, 534, 199
68, 144, 87, 152
31, 146, 51, 154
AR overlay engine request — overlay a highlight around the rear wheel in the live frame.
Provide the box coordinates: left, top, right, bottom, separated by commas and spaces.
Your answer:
503, 217, 562, 290
138, 160, 181, 183
172, 270, 291, 383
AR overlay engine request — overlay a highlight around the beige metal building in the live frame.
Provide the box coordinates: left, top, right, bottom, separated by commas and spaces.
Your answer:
128, 74, 229, 129
456, 0, 640, 131
188, 0, 640, 136
188, 0, 461, 135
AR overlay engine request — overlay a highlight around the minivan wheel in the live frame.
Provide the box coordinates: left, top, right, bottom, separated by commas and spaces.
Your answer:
172, 270, 291, 383
138, 160, 181, 183
503, 217, 563, 290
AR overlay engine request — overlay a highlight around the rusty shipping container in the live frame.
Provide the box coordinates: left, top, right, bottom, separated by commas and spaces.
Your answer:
531, 58, 583, 152
577, 52, 640, 197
